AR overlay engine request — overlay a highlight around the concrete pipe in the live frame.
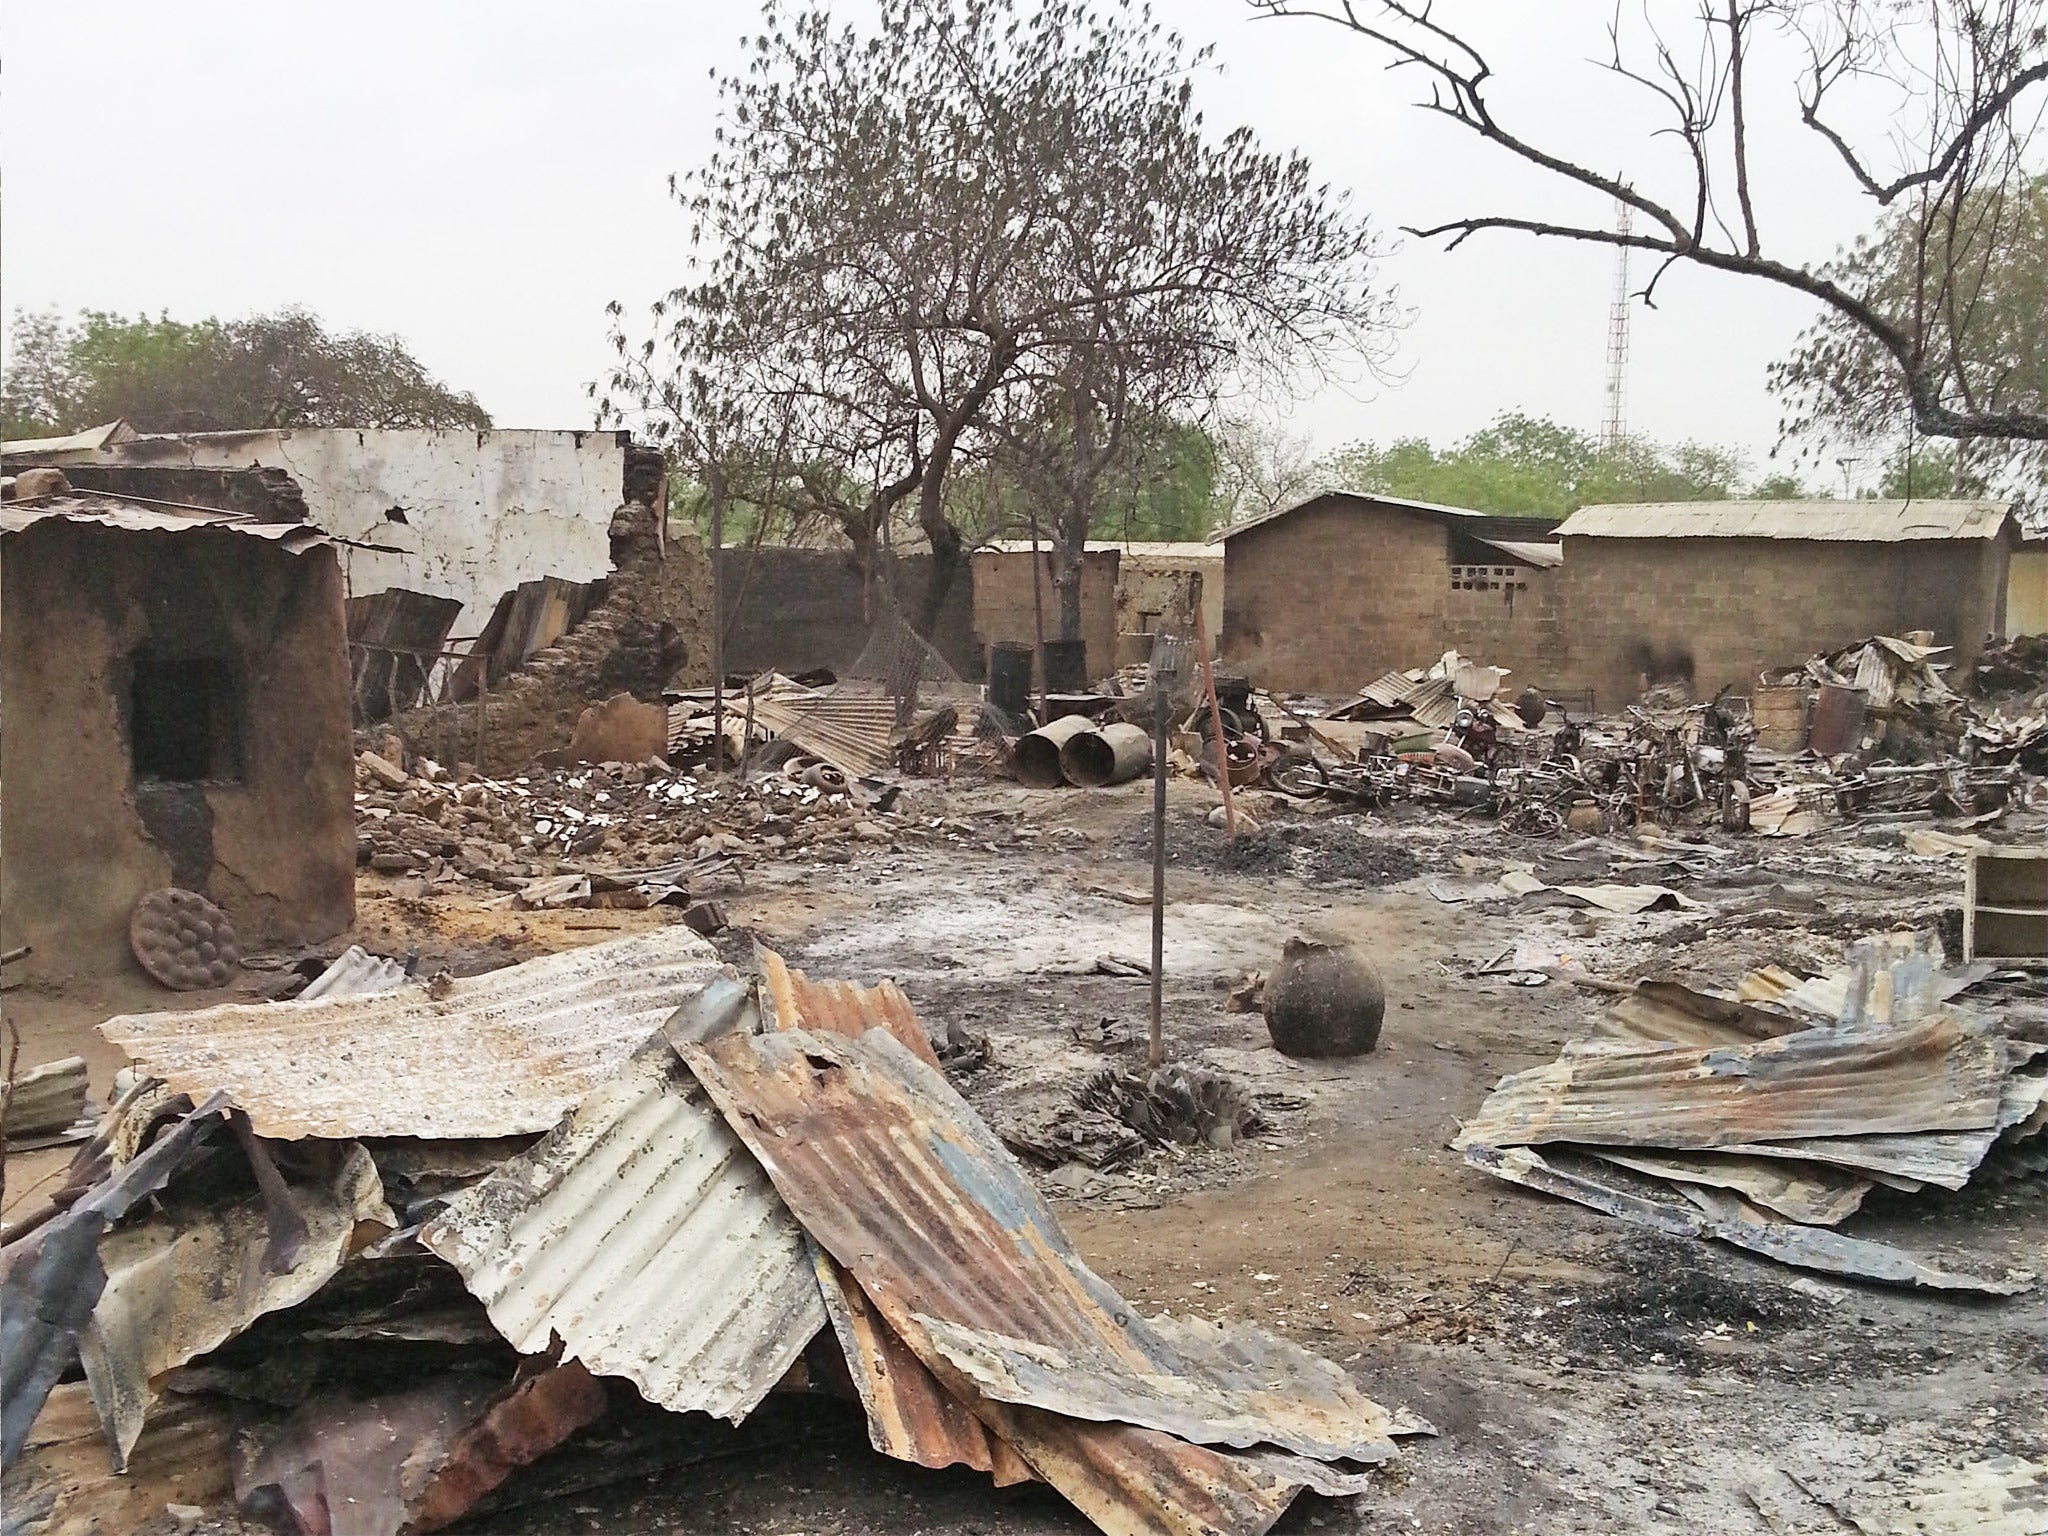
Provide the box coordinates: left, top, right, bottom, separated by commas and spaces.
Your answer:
1015, 713, 1099, 788
1060, 722, 1154, 788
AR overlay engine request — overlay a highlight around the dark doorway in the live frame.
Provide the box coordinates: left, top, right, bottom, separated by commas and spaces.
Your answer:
130, 651, 243, 782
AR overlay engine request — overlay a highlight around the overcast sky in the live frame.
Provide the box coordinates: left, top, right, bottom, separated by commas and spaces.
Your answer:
2, 2, 1898, 484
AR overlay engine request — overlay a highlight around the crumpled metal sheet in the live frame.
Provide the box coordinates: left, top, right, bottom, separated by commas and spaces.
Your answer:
1599, 981, 1803, 1049
1, 1382, 234, 1536
300, 945, 410, 1002
811, 1251, 1035, 1484
409, 1362, 609, 1533
756, 947, 940, 1068
681, 1025, 1410, 1464
1453, 1016, 2010, 1153
234, 1374, 502, 1536
420, 1039, 825, 1424
1824, 1455, 2048, 1535
1585, 1148, 1872, 1225
100, 929, 724, 1140
1464, 1145, 2034, 1294
80, 1143, 394, 1469
1, 1090, 230, 1472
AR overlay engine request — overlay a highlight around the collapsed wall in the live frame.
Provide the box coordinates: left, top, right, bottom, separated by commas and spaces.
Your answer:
387, 497, 714, 774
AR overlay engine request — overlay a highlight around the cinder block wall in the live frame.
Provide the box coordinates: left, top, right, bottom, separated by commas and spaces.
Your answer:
970, 548, 1119, 682
715, 547, 980, 681
1554, 535, 2009, 708
1222, 503, 1443, 692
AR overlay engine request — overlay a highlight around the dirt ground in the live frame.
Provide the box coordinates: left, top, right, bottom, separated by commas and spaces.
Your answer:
6, 775, 2043, 1536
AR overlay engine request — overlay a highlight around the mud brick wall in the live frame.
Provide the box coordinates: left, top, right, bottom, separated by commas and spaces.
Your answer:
970, 547, 1119, 684
715, 547, 980, 681
390, 502, 715, 775
1553, 535, 2011, 708
1221, 500, 1562, 695
1, 523, 356, 972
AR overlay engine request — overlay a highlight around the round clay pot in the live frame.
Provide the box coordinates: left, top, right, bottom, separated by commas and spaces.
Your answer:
1263, 936, 1385, 1058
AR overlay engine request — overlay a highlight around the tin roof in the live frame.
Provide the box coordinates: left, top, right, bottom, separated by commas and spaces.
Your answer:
99, 929, 726, 1140
421, 1038, 826, 1423
1555, 498, 2014, 542
981, 540, 1221, 559
1211, 491, 1560, 545
0, 493, 328, 554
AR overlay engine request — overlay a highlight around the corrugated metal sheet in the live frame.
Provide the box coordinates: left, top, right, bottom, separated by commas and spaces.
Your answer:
1211, 489, 1560, 544
757, 947, 940, 1068
80, 1144, 393, 1468
100, 929, 725, 1140
300, 946, 410, 1001
1472, 536, 1563, 568
1453, 1016, 2010, 1153
420, 1039, 825, 1423
746, 678, 899, 778
1, 419, 136, 457
1827, 1455, 2048, 1536
0, 494, 329, 553
1554, 498, 2012, 543
680, 1026, 1409, 1464
1585, 1148, 1871, 1225
1464, 1145, 2031, 1293
811, 1252, 1035, 1483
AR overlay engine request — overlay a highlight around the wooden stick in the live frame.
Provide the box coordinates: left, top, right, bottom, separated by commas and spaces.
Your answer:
1193, 597, 1236, 841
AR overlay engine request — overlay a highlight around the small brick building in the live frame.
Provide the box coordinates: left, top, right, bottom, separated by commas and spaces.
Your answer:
1552, 500, 2016, 706
971, 541, 1225, 682
1217, 493, 1563, 694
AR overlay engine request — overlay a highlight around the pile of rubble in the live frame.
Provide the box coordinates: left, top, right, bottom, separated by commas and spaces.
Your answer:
0, 934, 1431, 1536
1455, 931, 2047, 1294
1228, 636, 2047, 842
351, 736, 907, 902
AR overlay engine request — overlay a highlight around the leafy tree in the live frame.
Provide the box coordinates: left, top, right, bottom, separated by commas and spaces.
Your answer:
1320, 412, 1743, 517
1750, 471, 1812, 499
605, 0, 1395, 641
1771, 176, 2047, 499
2, 307, 491, 436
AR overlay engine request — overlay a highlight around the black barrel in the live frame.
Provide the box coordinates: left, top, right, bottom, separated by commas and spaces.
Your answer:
1042, 638, 1089, 692
988, 641, 1033, 717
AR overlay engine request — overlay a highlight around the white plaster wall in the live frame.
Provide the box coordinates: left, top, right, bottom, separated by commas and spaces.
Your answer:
99, 428, 628, 636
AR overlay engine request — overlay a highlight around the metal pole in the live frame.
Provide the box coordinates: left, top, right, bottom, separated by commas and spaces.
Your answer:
710, 469, 726, 772
1148, 671, 1168, 1068
1026, 508, 1050, 727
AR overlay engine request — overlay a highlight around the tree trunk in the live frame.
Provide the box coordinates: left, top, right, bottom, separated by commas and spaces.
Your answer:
914, 431, 965, 640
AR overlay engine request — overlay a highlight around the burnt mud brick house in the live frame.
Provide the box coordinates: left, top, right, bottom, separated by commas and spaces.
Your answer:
1217, 492, 1564, 694
971, 540, 1226, 682
0, 493, 355, 974
1552, 499, 2018, 707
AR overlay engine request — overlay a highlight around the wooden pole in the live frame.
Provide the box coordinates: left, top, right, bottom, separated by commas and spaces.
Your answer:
709, 469, 727, 772
1026, 508, 1050, 727
1148, 668, 1168, 1068
1192, 577, 1236, 841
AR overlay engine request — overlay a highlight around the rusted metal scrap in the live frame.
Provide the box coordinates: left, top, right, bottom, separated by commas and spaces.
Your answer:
80, 1142, 393, 1470
1, 1090, 231, 1472
680, 1025, 1417, 1464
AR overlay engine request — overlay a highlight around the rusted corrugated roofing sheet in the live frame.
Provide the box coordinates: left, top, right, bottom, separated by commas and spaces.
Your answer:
1453, 1016, 2009, 1153
812, 1253, 1035, 1484
421, 1037, 825, 1423
0, 494, 328, 553
681, 1026, 1409, 1464
1585, 1148, 1871, 1225
1555, 498, 2012, 542
100, 929, 724, 1140
757, 947, 940, 1068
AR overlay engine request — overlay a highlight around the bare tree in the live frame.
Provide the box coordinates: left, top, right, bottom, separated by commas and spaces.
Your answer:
1253, 0, 2048, 452
1211, 411, 1328, 522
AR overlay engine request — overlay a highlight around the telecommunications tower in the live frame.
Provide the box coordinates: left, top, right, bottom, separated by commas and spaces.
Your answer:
1600, 198, 1632, 456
